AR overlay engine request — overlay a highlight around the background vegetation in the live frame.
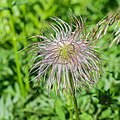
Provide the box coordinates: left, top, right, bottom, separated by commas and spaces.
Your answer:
0, 0, 120, 120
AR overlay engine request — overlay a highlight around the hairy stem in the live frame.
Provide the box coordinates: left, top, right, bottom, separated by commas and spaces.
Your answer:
69, 75, 79, 120
66, 92, 73, 120
72, 93, 79, 120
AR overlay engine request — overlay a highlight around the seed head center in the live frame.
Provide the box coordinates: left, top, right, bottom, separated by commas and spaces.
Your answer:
58, 42, 74, 60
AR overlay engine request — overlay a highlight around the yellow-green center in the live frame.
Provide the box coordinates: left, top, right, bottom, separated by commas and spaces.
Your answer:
59, 43, 74, 60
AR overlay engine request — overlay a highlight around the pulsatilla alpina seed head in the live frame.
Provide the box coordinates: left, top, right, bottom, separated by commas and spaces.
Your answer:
29, 14, 120, 94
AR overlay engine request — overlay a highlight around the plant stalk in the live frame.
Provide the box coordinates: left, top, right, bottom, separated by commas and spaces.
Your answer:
69, 75, 79, 120
8, 5, 25, 96
72, 93, 79, 120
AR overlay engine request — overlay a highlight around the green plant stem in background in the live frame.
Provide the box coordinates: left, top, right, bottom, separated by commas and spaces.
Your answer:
22, 5, 30, 91
12, 37, 25, 96
22, 27, 30, 92
8, 8, 25, 96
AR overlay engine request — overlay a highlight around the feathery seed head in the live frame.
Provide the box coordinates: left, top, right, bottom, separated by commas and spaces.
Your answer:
29, 14, 120, 94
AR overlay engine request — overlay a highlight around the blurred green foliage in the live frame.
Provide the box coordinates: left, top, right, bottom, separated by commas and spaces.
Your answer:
0, 0, 120, 120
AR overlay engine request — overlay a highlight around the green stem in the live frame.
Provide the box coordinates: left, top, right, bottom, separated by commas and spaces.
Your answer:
72, 93, 79, 120
13, 37, 25, 96
22, 22, 30, 92
69, 76, 79, 120
66, 92, 73, 120
22, 5, 30, 91
8, 5, 25, 96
